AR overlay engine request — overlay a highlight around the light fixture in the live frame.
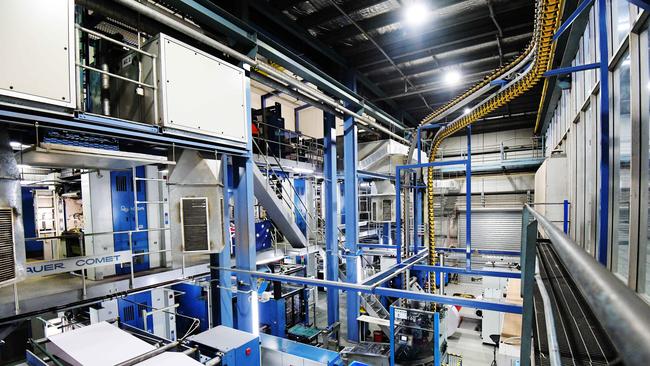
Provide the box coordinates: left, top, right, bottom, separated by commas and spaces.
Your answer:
9, 141, 22, 148
464, 107, 471, 115
444, 70, 462, 86
404, 2, 429, 26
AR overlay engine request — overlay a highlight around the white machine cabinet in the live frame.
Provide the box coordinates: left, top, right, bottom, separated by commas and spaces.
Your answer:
146, 34, 249, 145
0, 0, 76, 108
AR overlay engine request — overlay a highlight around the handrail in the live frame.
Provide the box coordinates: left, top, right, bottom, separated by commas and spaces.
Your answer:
525, 204, 650, 365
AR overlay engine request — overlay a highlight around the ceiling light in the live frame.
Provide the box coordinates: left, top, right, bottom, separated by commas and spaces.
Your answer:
444, 70, 462, 86
404, 2, 429, 26
464, 107, 471, 115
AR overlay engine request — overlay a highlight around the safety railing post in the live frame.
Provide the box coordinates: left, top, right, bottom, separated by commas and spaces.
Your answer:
520, 208, 537, 366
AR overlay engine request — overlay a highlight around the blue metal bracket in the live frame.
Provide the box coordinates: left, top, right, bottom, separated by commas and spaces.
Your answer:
626, 0, 650, 10
412, 264, 521, 279
490, 79, 508, 87
543, 62, 600, 77
553, 0, 595, 41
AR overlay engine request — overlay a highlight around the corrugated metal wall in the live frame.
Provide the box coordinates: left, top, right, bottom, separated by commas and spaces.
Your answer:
458, 208, 522, 251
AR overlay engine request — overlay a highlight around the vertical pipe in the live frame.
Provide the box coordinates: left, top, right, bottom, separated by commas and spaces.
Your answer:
396, 166, 402, 264
466, 126, 472, 270
213, 153, 233, 327
233, 75, 256, 333
417, 127, 422, 165
323, 112, 339, 326
343, 75, 359, 342
563, 199, 569, 234
389, 306, 395, 366
434, 312, 440, 366
520, 215, 537, 366
596, 0, 610, 266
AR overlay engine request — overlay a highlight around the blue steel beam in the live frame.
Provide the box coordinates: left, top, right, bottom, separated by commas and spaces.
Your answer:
625, 0, 650, 10
543, 62, 600, 77
435, 247, 520, 256
343, 74, 360, 342
323, 112, 339, 326
213, 154, 233, 327
223, 267, 524, 314
465, 126, 472, 270
412, 264, 521, 279
233, 78, 256, 333
0, 109, 249, 155
597, 0, 610, 266
552, 0, 595, 41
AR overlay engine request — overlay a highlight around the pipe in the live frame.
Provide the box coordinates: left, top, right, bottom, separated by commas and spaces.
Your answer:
527, 205, 650, 365
534, 274, 562, 366
110, 0, 407, 143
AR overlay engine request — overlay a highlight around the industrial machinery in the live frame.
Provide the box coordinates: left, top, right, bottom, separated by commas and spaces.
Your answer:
259, 265, 314, 341
188, 326, 260, 366
389, 299, 462, 366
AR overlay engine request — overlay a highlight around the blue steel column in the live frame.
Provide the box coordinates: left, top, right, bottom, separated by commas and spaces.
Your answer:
324, 112, 339, 326
233, 73, 256, 333
212, 154, 233, 327
596, 0, 610, 266
466, 126, 472, 270
343, 75, 360, 342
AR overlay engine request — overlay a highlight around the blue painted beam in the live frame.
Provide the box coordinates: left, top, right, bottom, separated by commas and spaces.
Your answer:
215, 154, 233, 327
358, 244, 398, 249
435, 247, 520, 256
543, 62, 600, 77
375, 287, 523, 313
597, 0, 610, 266
233, 79, 256, 333
343, 74, 360, 342
323, 112, 339, 326
466, 126, 472, 270
552, 0, 595, 41
626, 0, 650, 10
412, 264, 521, 279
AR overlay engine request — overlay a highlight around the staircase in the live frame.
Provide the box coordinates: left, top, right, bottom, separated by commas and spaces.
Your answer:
252, 163, 307, 248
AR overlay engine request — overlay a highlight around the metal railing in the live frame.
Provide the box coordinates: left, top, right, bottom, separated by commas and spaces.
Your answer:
525, 204, 650, 365
252, 121, 324, 168
74, 24, 159, 123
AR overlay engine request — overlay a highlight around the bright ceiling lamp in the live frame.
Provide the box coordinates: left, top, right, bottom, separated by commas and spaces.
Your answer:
404, 2, 429, 26
444, 69, 462, 86
464, 107, 471, 115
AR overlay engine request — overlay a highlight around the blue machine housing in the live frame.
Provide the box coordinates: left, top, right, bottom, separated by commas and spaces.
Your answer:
259, 297, 287, 337
172, 282, 210, 335
117, 291, 153, 331
188, 326, 261, 366
110, 167, 149, 274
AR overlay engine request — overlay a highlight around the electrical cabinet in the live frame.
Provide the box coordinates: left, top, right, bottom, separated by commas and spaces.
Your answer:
0, 0, 76, 108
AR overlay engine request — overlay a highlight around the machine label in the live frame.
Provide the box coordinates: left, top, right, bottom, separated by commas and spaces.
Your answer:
24, 251, 132, 277
394, 309, 408, 320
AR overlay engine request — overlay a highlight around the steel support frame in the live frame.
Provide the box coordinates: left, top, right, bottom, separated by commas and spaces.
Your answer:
232, 78, 257, 333
548, 0, 609, 265
519, 208, 537, 366
411, 264, 521, 279
212, 153, 233, 327
323, 112, 339, 326
343, 74, 360, 342
596, 0, 610, 265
